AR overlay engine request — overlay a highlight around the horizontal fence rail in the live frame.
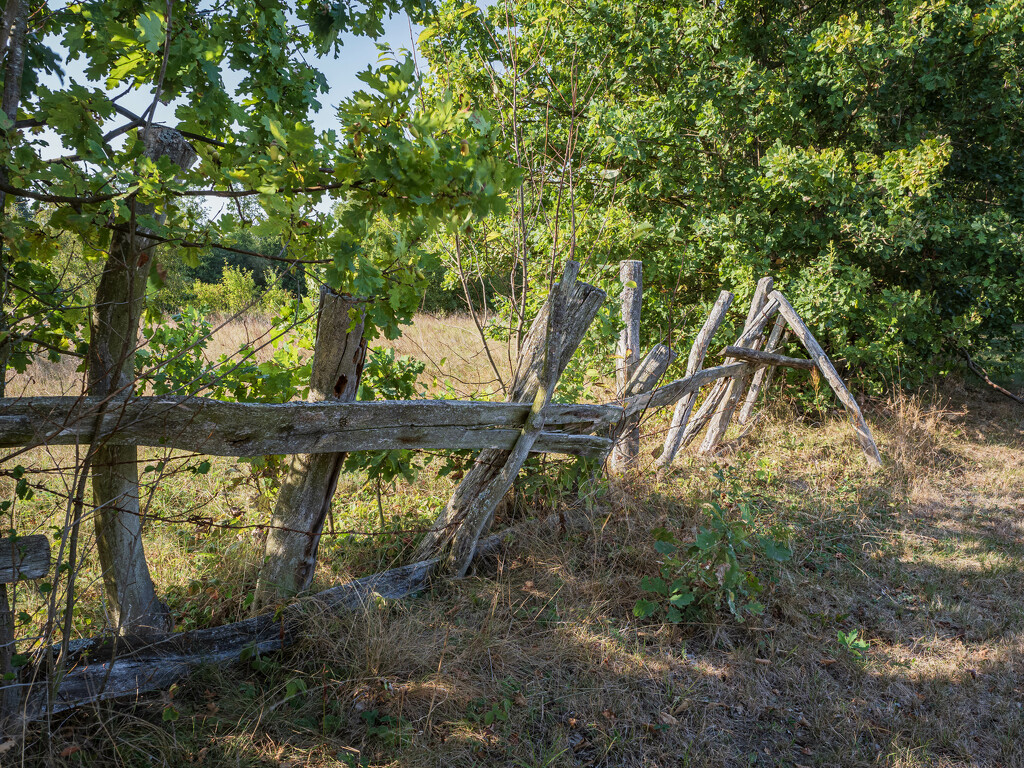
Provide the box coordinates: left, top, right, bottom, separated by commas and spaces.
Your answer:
0, 397, 623, 457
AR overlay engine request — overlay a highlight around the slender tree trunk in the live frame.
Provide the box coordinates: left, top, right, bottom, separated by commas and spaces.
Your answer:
88, 127, 196, 636
0, 0, 28, 399
255, 288, 367, 605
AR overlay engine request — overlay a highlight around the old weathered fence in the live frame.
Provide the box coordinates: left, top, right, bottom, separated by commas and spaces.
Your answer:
0, 258, 882, 729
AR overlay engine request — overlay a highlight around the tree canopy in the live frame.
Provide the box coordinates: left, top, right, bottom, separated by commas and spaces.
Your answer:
422, 0, 1024, 387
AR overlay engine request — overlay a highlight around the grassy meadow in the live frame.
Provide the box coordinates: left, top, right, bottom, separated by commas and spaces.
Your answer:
3, 313, 1024, 767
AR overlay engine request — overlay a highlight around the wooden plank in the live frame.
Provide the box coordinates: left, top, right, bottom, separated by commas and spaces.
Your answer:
618, 363, 748, 421
0, 398, 620, 455
18, 496, 599, 721
415, 263, 605, 562
655, 290, 733, 477
256, 289, 367, 603
737, 316, 787, 425
22, 559, 439, 720
610, 343, 674, 472
0, 535, 49, 583
443, 262, 584, 575
770, 291, 883, 466
699, 277, 775, 455
721, 346, 814, 370
611, 260, 643, 473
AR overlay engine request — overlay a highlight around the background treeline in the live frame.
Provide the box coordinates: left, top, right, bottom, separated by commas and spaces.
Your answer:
409, 0, 1024, 390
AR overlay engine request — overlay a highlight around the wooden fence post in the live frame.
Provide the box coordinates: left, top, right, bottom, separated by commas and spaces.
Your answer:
88, 127, 197, 636
655, 290, 733, 478
610, 260, 643, 473
737, 316, 787, 425
698, 277, 775, 455
255, 289, 367, 605
771, 291, 883, 466
0, 535, 50, 724
416, 261, 605, 569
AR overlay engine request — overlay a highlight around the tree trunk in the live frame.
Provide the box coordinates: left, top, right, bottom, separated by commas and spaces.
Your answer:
610, 260, 643, 473
88, 127, 196, 636
0, 0, 28, 399
255, 289, 367, 605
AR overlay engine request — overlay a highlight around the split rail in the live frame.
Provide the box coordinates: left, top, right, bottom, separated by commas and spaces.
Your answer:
0, 259, 881, 727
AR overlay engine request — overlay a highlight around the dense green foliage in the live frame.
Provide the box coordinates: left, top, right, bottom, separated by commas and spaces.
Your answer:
0, 0, 510, 386
423, 0, 1024, 387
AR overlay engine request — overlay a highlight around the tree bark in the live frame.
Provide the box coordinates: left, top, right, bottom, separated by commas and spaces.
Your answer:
88, 127, 196, 636
656, 290, 733, 477
0, 0, 28, 398
255, 289, 367, 604
610, 260, 643, 473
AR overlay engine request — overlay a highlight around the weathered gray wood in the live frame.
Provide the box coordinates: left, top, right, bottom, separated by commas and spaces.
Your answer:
611, 260, 643, 473
655, 290, 733, 478
507, 264, 604, 402
256, 290, 367, 604
416, 263, 605, 563
699, 278, 776, 455
623, 344, 675, 398
445, 266, 577, 576
20, 559, 438, 721
617, 363, 749, 422
608, 343, 674, 471
771, 291, 883, 466
0, 397, 619, 455
738, 316, 787, 425
18, 494, 599, 721
721, 345, 814, 370
0, 535, 48, 723
0, 535, 49, 583
88, 127, 197, 636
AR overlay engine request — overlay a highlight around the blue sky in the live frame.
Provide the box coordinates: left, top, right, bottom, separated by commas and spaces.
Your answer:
38, 10, 426, 151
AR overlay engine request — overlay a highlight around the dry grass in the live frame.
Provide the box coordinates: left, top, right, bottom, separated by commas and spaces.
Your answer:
7, 372, 1024, 767
5, 312, 1024, 767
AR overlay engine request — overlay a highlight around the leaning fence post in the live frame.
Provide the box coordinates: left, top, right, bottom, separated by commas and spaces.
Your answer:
416, 261, 605, 568
737, 315, 787, 425
770, 291, 883, 466
610, 260, 643, 473
254, 289, 367, 605
0, 534, 50, 725
698, 277, 775, 455
655, 290, 734, 479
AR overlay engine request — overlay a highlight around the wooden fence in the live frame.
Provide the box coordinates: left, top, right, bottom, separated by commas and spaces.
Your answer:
0, 259, 881, 728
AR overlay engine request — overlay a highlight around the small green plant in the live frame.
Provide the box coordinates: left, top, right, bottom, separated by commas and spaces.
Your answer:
634, 476, 792, 623
361, 709, 412, 747
468, 696, 512, 726
837, 629, 870, 658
